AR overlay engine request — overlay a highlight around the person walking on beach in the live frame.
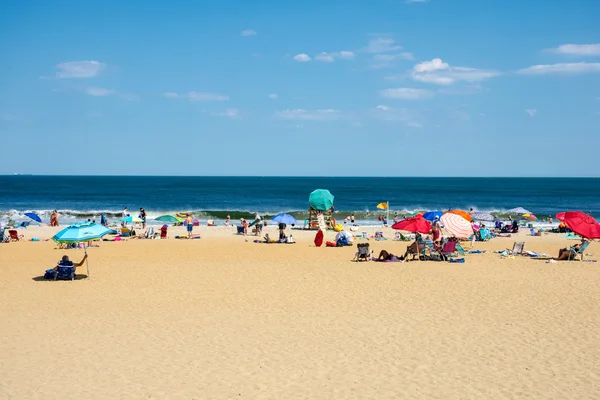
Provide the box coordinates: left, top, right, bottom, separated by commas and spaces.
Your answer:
186, 214, 193, 238
50, 210, 59, 226
139, 208, 147, 229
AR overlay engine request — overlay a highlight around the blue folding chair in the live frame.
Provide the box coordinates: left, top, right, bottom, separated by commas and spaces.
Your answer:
569, 241, 590, 261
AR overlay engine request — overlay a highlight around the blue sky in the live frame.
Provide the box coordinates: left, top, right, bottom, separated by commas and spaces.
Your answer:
1, 0, 599, 176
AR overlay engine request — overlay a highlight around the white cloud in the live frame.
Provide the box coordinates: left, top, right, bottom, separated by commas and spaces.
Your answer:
315, 52, 335, 62
365, 38, 403, 53
241, 29, 257, 37
55, 61, 105, 78
338, 51, 356, 59
293, 53, 311, 62
410, 58, 500, 85
373, 105, 422, 127
546, 44, 600, 56
379, 88, 434, 100
268, 93, 278, 99
164, 91, 229, 101
209, 108, 240, 118
276, 109, 343, 120
526, 109, 537, 117
376, 105, 391, 111
85, 87, 114, 96
517, 62, 600, 75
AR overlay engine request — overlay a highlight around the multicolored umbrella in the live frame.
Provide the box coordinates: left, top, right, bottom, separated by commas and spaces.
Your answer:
470, 211, 495, 222
52, 222, 112, 278
309, 189, 335, 211
522, 213, 537, 221
392, 215, 432, 234
440, 213, 474, 239
562, 211, 600, 239
445, 209, 473, 222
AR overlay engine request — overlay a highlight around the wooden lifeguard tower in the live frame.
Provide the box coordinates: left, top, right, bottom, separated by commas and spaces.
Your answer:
306, 189, 335, 230
306, 207, 334, 230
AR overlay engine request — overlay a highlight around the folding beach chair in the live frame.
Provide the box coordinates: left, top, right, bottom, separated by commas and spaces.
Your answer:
8, 230, 20, 242
509, 242, 525, 255
121, 227, 134, 237
236, 226, 245, 235
354, 243, 371, 261
54, 263, 76, 281
441, 241, 458, 258
568, 241, 590, 261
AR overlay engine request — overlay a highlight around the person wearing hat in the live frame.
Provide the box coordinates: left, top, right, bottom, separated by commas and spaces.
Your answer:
432, 215, 442, 244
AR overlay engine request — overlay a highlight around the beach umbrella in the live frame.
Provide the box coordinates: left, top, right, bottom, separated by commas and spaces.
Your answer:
24, 212, 42, 223
470, 211, 495, 222
422, 211, 443, 221
522, 213, 537, 221
155, 215, 180, 223
440, 213, 474, 239
392, 215, 432, 234
507, 207, 532, 215
52, 222, 112, 278
121, 215, 143, 223
556, 212, 566, 221
309, 189, 334, 211
562, 211, 600, 239
272, 213, 296, 225
445, 209, 473, 222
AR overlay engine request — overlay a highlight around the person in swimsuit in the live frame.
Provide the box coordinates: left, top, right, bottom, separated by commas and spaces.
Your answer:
186, 214, 193, 238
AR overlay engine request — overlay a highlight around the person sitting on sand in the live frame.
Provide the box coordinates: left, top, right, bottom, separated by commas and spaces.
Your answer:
404, 233, 424, 260
556, 238, 587, 260
377, 250, 403, 262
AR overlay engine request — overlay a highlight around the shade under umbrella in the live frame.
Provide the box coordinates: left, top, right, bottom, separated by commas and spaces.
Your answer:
392, 215, 432, 234
155, 215, 181, 223
309, 189, 334, 211
446, 209, 473, 222
24, 212, 42, 223
562, 211, 600, 239
440, 213, 474, 239
52, 222, 112, 279
422, 211, 443, 221
272, 213, 296, 225
470, 211, 495, 222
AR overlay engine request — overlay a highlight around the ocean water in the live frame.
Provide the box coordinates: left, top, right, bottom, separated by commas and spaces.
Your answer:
1, 176, 599, 226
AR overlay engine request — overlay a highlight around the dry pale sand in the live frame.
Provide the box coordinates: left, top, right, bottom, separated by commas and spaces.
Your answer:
1, 226, 599, 399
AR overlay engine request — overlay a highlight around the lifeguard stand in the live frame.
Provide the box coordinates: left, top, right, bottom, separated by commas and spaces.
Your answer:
307, 207, 334, 230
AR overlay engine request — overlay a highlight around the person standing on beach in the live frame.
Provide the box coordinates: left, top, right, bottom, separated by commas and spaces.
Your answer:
186, 214, 193, 238
122, 207, 128, 227
225, 215, 231, 226
139, 208, 147, 229
254, 213, 262, 236
50, 210, 59, 226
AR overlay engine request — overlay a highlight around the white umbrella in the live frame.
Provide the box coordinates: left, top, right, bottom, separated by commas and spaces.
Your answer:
440, 213, 474, 239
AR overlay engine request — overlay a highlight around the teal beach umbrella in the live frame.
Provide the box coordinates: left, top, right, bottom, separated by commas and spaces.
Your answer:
155, 215, 181, 223
52, 222, 112, 278
309, 189, 335, 211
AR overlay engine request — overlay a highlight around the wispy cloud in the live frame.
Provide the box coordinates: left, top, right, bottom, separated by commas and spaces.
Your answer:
370, 52, 414, 69
545, 44, 600, 56
241, 29, 257, 37
208, 108, 240, 118
365, 38, 403, 53
55, 61, 105, 78
268, 93, 278, 99
315, 52, 335, 62
86, 87, 114, 96
163, 91, 229, 101
526, 109, 537, 117
409, 58, 501, 85
517, 62, 600, 75
379, 88, 434, 100
304, 51, 356, 63
373, 105, 422, 127
276, 109, 343, 120
293, 53, 311, 62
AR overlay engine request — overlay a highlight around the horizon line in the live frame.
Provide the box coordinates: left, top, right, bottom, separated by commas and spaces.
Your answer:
1, 174, 599, 179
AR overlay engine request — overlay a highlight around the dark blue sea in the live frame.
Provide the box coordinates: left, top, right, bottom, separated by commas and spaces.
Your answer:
1, 176, 598, 225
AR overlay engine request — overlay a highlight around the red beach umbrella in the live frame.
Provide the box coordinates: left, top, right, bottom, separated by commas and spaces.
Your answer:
392, 215, 432, 234
556, 212, 566, 221
562, 211, 600, 239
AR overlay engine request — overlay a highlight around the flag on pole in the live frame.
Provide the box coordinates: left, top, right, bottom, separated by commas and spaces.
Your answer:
377, 202, 388, 210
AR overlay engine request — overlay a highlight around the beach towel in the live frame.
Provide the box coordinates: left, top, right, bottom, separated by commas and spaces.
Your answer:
314, 230, 324, 247
449, 258, 465, 263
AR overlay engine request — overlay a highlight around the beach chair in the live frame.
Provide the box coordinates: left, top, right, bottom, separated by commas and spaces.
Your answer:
160, 226, 168, 239
19, 221, 30, 228
441, 241, 458, 258
354, 243, 371, 261
144, 227, 155, 239
54, 262, 75, 281
479, 229, 492, 241
236, 226, 245, 235
509, 242, 525, 255
8, 230, 20, 242
569, 241, 590, 261
121, 227, 134, 237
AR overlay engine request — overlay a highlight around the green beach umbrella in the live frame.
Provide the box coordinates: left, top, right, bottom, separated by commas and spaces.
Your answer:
309, 189, 335, 211
155, 215, 181, 223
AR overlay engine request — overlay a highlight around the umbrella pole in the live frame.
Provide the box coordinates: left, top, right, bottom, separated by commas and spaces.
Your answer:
84, 244, 90, 279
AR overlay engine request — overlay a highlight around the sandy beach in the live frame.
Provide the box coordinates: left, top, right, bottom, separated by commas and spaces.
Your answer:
1, 226, 599, 399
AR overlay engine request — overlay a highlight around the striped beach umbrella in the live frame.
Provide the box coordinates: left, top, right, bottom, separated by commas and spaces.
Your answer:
446, 209, 473, 222
471, 211, 495, 222
440, 213, 474, 239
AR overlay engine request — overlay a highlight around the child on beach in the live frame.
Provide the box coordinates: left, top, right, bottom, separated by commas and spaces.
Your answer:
186, 214, 193, 238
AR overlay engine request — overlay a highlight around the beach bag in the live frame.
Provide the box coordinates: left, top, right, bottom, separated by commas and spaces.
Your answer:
44, 269, 56, 280
326, 241, 337, 247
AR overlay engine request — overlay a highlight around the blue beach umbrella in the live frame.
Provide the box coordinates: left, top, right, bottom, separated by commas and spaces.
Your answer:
52, 222, 112, 279
272, 213, 296, 225
422, 211, 443, 221
24, 212, 42, 223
